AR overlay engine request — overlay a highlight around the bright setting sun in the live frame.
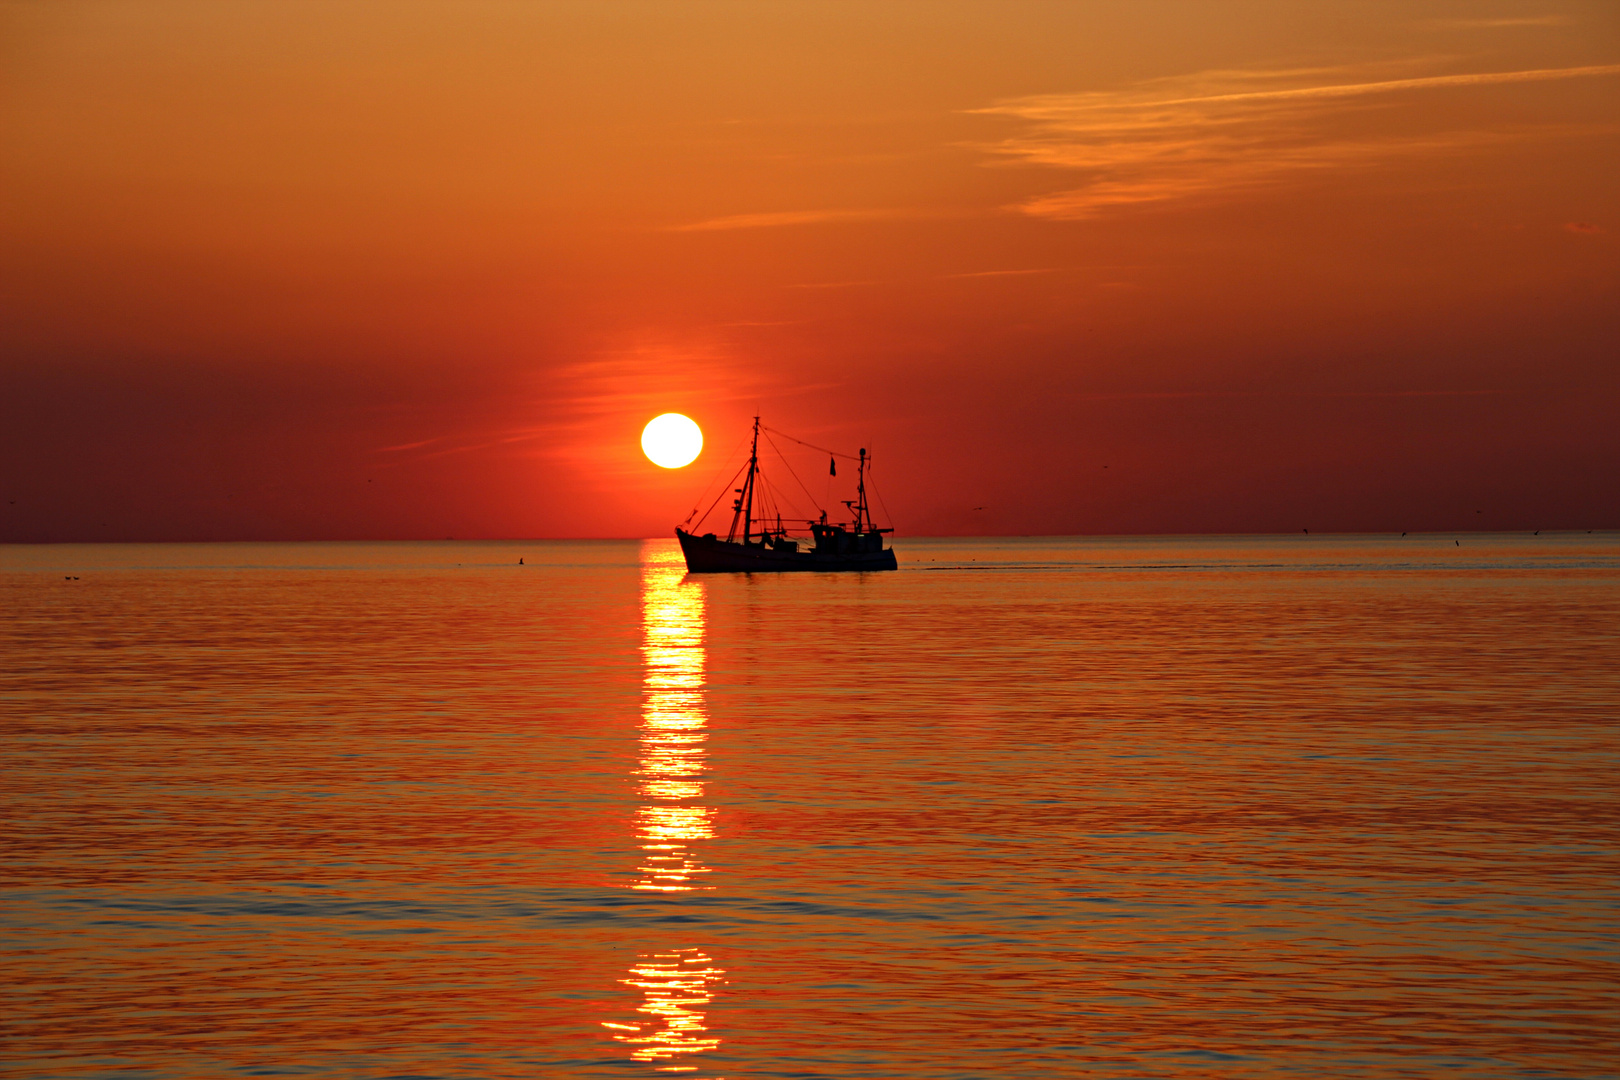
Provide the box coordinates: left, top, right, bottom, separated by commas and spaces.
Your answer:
641, 413, 703, 469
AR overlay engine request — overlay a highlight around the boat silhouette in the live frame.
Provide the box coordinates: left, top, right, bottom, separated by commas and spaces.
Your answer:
675, 417, 897, 573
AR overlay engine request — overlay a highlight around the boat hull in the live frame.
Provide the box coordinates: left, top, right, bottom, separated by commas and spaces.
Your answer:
676, 529, 897, 573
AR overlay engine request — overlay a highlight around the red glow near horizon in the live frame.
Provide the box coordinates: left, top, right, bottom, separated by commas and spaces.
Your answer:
1, 2, 1616, 541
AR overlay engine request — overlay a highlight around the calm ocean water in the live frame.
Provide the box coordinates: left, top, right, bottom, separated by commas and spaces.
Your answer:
2, 534, 1616, 1079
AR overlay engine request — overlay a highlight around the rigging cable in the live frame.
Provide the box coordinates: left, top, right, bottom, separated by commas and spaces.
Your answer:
690, 458, 749, 533
866, 448, 897, 531
681, 433, 751, 526
761, 425, 861, 461
762, 431, 826, 521
754, 470, 807, 531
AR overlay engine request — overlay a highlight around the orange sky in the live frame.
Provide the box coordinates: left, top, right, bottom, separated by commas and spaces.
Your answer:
2, 1, 1617, 540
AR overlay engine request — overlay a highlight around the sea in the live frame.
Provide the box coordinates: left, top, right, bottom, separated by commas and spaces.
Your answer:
2, 534, 1616, 1079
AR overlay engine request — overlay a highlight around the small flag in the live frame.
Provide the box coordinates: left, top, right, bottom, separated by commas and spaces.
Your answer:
829, 456, 836, 477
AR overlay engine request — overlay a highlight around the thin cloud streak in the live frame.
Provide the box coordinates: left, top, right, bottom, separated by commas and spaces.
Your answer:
1003, 64, 1620, 116
1066, 389, 1507, 401
1424, 16, 1572, 29
669, 208, 907, 232
377, 436, 450, 453
944, 268, 1059, 278
976, 63, 1620, 219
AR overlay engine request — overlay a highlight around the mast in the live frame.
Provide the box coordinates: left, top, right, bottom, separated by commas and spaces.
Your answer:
856, 447, 868, 532
742, 416, 759, 544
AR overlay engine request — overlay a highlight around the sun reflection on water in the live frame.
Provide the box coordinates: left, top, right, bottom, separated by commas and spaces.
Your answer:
606, 948, 725, 1068
604, 544, 725, 1072
634, 549, 715, 893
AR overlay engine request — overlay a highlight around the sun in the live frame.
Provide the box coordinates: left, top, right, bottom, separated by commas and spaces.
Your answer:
641, 413, 703, 468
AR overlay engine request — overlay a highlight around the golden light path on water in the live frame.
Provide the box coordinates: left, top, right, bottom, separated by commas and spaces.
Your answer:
1, 536, 1617, 1077
603, 545, 724, 1071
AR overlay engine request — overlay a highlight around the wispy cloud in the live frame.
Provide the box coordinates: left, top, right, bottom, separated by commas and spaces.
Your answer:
669, 207, 906, 232
944, 267, 1059, 279
372, 427, 557, 467
974, 63, 1620, 219
1424, 16, 1572, 29
785, 278, 886, 289
1067, 389, 1504, 402
377, 436, 446, 453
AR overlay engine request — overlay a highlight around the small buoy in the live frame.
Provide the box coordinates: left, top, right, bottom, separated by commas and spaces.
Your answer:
518, 557, 524, 565
1455, 540, 1460, 546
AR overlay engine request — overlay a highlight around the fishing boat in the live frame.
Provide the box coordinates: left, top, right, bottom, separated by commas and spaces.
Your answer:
675, 417, 897, 573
